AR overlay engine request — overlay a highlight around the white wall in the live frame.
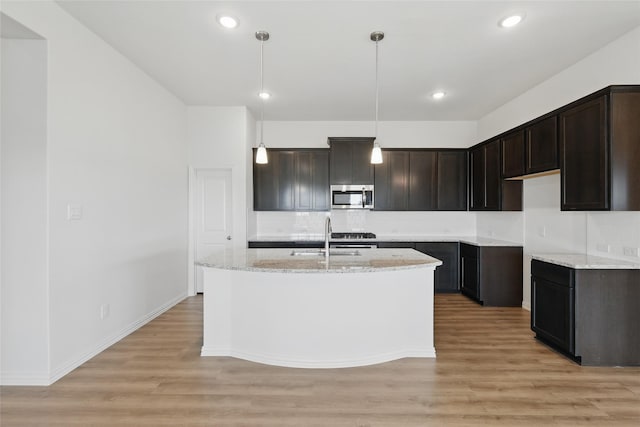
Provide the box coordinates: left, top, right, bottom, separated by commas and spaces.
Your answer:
1, 37, 49, 384
476, 26, 640, 309
187, 106, 255, 247
1, 1, 188, 384
260, 120, 476, 149
254, 120, 477, 237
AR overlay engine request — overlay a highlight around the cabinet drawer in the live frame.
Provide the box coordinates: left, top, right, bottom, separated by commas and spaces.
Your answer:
531, 259, 574, 286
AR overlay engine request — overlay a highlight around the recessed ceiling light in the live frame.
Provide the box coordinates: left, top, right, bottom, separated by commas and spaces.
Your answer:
217, 15, 239, 29
432, 91, 446, 100
258, 91, 271, 100
499, 14, 524, 28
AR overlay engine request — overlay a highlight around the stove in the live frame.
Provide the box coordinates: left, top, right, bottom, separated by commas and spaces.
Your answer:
331, 232, 377, 239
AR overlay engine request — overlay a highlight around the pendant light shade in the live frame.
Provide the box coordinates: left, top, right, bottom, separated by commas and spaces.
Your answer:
371, 144, 383, 164
370, 31, 384, 165
255, 30, 270, 164
256, 143, 268, 164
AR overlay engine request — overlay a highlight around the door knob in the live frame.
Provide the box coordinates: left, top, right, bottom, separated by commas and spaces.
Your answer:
226, 235, 232, 240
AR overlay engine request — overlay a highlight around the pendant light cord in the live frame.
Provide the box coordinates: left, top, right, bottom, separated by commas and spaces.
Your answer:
260, 38, 265, 145
375, 39, 379, 139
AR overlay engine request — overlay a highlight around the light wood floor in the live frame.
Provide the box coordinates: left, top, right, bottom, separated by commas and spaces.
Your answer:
2, 294, 639, 426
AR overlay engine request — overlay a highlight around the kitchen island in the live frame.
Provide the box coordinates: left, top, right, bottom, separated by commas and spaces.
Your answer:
196, 248, 441, 368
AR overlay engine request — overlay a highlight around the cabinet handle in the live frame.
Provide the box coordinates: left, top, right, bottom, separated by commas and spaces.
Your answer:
461, 256, 465, 288
226, 235, 232, 241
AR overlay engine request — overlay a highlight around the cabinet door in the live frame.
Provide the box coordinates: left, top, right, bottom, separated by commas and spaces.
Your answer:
501, 131, 525, 178
351, 142, 375, 185
276, 151, 295, 210
311, 151, 330, 210
560, 95, 608, 210
408, 151, 437, 210
254, 150, 295, 211
295, 150, 329, 211
254, 151, 279, 211
415, 242, 459, 293
469, 147, 485, 210
329, 142, 352, 185
484, 140, 501, 210
460, 244, 480, 301
329, 139, 374, 185
526, 116, 558, 174
374, 151, 409, 210
437, 151, 467, 211
531, 275, 574, 354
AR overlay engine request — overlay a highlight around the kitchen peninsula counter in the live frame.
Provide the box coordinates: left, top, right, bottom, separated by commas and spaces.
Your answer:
197, 248, 441, 369
532, 253, 640, 269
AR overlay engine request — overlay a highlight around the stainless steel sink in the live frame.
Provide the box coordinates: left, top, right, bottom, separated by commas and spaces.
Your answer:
330, 250, 361, 256
290, 249, 361, 257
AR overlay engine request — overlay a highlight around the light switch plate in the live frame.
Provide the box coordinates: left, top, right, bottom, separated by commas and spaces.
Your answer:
538, 226, 546, 237
596, 243, 610, 253
67, 204, 83, 220
623, 247, 640, 257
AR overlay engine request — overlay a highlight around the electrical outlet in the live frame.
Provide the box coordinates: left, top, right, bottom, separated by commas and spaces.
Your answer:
100, 303, 110, 320
67, 204, 83, 221
596, 243, 610, 253
623, 247, 640, 257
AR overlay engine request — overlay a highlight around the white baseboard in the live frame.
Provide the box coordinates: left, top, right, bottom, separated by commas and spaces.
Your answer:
47, 292, 187, 385
522, 301, 531, 311
200, 347, 437, 369
0, 371, 51, 386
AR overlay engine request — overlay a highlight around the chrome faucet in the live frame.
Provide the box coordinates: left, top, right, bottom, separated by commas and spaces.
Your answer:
324, 216, 332, 262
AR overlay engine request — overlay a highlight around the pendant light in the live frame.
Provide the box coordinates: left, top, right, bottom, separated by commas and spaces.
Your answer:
370, 31, 384, 165
255, 30, 270, 164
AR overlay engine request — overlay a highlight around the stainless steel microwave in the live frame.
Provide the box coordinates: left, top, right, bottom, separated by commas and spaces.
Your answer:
330, 185, 374, 209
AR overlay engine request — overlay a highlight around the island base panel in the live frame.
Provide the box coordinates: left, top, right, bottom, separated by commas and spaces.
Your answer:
201, 267, 436, 368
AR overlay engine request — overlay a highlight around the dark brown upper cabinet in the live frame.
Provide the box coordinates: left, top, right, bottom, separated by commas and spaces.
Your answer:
253, 149, 329, 211
470, 140, 522, 211
328, 137, 374, 185
501, 118, 559, 179
409, 151, 437, 210
560, 87, 640, 211
501, 130, 525, 178
525, 115, 558, 174
374, 149, 467, 211
374, 150, 409, 210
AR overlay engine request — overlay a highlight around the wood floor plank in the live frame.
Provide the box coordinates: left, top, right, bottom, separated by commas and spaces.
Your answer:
2, 293, 639, 426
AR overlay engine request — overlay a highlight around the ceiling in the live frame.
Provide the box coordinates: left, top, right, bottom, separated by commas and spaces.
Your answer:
56, 1, 640, 121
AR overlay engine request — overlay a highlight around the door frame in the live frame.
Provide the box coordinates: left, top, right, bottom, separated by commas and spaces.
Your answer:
187, 167, 233, 296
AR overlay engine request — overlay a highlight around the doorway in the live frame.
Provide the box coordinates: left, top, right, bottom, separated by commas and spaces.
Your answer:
188, 168, 233, 294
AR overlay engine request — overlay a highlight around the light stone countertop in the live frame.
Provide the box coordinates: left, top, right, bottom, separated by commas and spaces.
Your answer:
532, 253, 640, 270
197, 248, 442, 273
249, 235, 522, 247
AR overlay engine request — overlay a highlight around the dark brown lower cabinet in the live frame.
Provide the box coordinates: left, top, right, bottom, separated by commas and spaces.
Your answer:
248, 241, 323, 249
531, 259, 640, 366
531, 260, 575, 355
415, 242, 459, 293
377, 241, 459, 293
460, 243, 523, 306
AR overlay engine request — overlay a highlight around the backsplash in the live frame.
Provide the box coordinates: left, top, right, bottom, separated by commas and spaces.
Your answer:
254, 210, 476, 238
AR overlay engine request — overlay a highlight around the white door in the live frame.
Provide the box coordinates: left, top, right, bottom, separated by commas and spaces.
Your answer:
194, 169, 233, 293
